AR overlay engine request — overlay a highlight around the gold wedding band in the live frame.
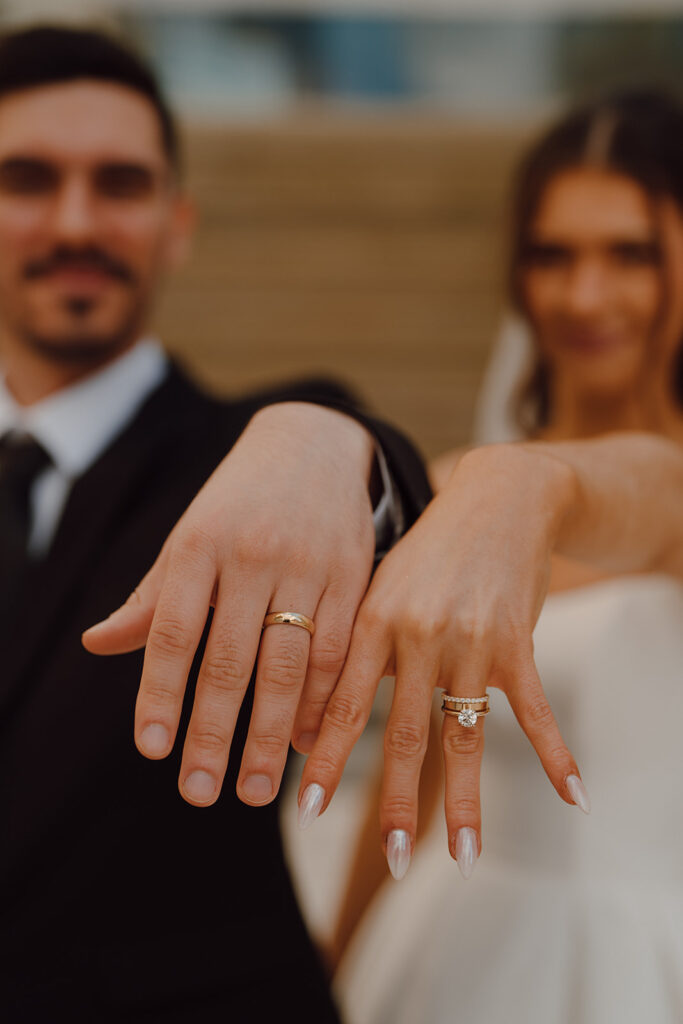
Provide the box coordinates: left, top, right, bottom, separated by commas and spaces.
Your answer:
441, 692, 490, 728
262, 611, 315, 637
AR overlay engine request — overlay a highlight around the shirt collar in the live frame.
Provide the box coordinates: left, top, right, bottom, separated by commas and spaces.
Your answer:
0, 338, 169, 478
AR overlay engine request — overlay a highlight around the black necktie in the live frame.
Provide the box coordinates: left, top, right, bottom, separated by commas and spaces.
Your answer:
0, 434, 51, 622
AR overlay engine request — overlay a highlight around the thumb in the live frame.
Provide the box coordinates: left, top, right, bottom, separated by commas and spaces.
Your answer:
82, 547, 169, 655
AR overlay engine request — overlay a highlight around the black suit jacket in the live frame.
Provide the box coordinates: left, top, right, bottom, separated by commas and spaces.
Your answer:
0, 365, 431, 1022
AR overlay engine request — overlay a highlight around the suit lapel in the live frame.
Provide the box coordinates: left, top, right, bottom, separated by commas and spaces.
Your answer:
0, 367, 213, 714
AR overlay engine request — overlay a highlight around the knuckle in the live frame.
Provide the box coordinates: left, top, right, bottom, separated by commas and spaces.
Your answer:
141, 681, 179, 707
307, 750, 342, 781
399, 604, 452, 647
187, 726, 229, 757
149, 617, 192, 658
524, 695, 555, 731
309, 635, 347, 678
200, 650, 248, 695
233, 528, 284, 570
453, 613, 491, 647
259, 647, 307, 694
382, 795, 416, 822
298, 691, 329, 721
252, 727, 288, 759
443, 728, 484, 758
448, 795, 480, 821
358, 600, 390, 638
325, 692, 366, 734
399, 611, 422, 644
174, 524, 217, 567
546, 743, 572, 771
384, 722, 427, 761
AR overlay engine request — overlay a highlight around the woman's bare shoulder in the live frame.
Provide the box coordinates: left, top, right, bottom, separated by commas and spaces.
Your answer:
429, 447, 472, 492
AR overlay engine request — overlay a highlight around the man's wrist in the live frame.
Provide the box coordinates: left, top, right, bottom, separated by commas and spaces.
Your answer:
250, 402, 373, 473
248, 402, 403, 555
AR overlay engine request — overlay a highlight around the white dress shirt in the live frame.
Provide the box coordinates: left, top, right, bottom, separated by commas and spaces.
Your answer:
0, 339, 168, 556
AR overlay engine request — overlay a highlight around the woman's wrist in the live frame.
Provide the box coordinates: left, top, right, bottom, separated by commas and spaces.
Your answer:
519, 442, 582, 553
445, 442, 579, 557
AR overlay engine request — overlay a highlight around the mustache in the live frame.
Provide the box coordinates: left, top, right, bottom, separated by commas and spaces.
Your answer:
23, 246, 136, 284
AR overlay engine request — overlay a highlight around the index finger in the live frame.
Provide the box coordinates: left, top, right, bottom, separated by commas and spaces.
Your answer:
134, 530, 218, 760
299, 612, 392, 825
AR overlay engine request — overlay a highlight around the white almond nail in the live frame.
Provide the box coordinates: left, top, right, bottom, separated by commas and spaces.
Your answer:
456, 827, 479, 880
298, 783, 325, 830
566, 774, 591, 814
386, 829, 411, 880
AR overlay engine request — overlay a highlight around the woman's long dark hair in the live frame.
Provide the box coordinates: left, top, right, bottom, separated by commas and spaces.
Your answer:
509, 89, 683, 434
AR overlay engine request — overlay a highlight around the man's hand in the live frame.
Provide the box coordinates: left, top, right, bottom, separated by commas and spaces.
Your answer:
82, 402, 376, 807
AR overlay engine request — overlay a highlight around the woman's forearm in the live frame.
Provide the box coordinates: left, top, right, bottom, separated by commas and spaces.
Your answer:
439, 433, 683, 581
525, 433, 683, 577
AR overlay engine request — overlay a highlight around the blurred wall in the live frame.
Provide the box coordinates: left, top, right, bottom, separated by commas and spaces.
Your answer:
0, 8, 680, 454
155, 116, 530, 458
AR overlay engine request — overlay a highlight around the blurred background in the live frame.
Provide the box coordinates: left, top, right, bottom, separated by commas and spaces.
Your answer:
4, 0, 682, 458
6, 0, 682, 943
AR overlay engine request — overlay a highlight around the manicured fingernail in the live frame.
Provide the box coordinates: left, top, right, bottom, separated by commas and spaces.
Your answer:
566, 774, 591, 814
183, 770, 216, 804
241, 774, 273, 804
298, 783, 325, 830
138, 723, 170, 757
386, 829, 411, 880
297, 732, 318, 753
456, 827, 479, 880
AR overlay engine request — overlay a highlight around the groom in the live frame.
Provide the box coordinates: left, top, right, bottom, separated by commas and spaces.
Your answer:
0, 25, 430, 1021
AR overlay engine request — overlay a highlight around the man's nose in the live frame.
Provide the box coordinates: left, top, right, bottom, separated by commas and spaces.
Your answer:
563, 259, 608, 318
51, 176, 99, 243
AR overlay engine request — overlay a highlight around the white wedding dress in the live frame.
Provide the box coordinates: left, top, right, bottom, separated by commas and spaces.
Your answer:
336, 574, 683, 1023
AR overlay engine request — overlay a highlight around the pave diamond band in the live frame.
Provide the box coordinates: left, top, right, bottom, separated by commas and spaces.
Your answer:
441, 692, 490, 727
442, 694, 488, 705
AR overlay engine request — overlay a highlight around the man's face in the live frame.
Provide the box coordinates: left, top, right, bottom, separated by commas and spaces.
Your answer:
0, 79, 190, 366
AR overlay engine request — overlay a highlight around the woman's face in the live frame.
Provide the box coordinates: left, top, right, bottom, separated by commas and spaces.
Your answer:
520, 167, 664, 401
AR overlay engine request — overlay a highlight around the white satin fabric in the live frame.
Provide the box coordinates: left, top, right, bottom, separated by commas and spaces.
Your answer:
337, 574, 683, 1024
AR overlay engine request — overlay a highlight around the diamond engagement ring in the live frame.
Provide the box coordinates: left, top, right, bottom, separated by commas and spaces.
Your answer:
441, 692, 490, 727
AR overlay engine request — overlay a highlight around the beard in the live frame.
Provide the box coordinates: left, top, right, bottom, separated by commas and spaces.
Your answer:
8, 244, 149, 365
17, 291, 149, 367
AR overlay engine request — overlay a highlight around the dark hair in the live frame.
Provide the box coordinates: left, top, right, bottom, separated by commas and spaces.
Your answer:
0, 25, 179, 170
509, 88, 683, 433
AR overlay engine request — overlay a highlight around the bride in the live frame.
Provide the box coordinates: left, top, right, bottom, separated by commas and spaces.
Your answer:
300, 90, 683, 1022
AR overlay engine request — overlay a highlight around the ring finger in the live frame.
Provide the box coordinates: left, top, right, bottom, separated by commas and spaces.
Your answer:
236, 588, 321, 805
379, 649, 438, 879
442, 675, 489, 879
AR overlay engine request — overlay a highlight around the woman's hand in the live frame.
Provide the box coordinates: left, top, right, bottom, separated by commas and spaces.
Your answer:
299, 443, 589, 879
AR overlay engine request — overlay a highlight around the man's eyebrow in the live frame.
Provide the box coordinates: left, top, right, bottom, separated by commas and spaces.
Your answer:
528, 227, 658, 243
0, 155, 161, 171
0, 156, 59, 189
0, 155, 56, 169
